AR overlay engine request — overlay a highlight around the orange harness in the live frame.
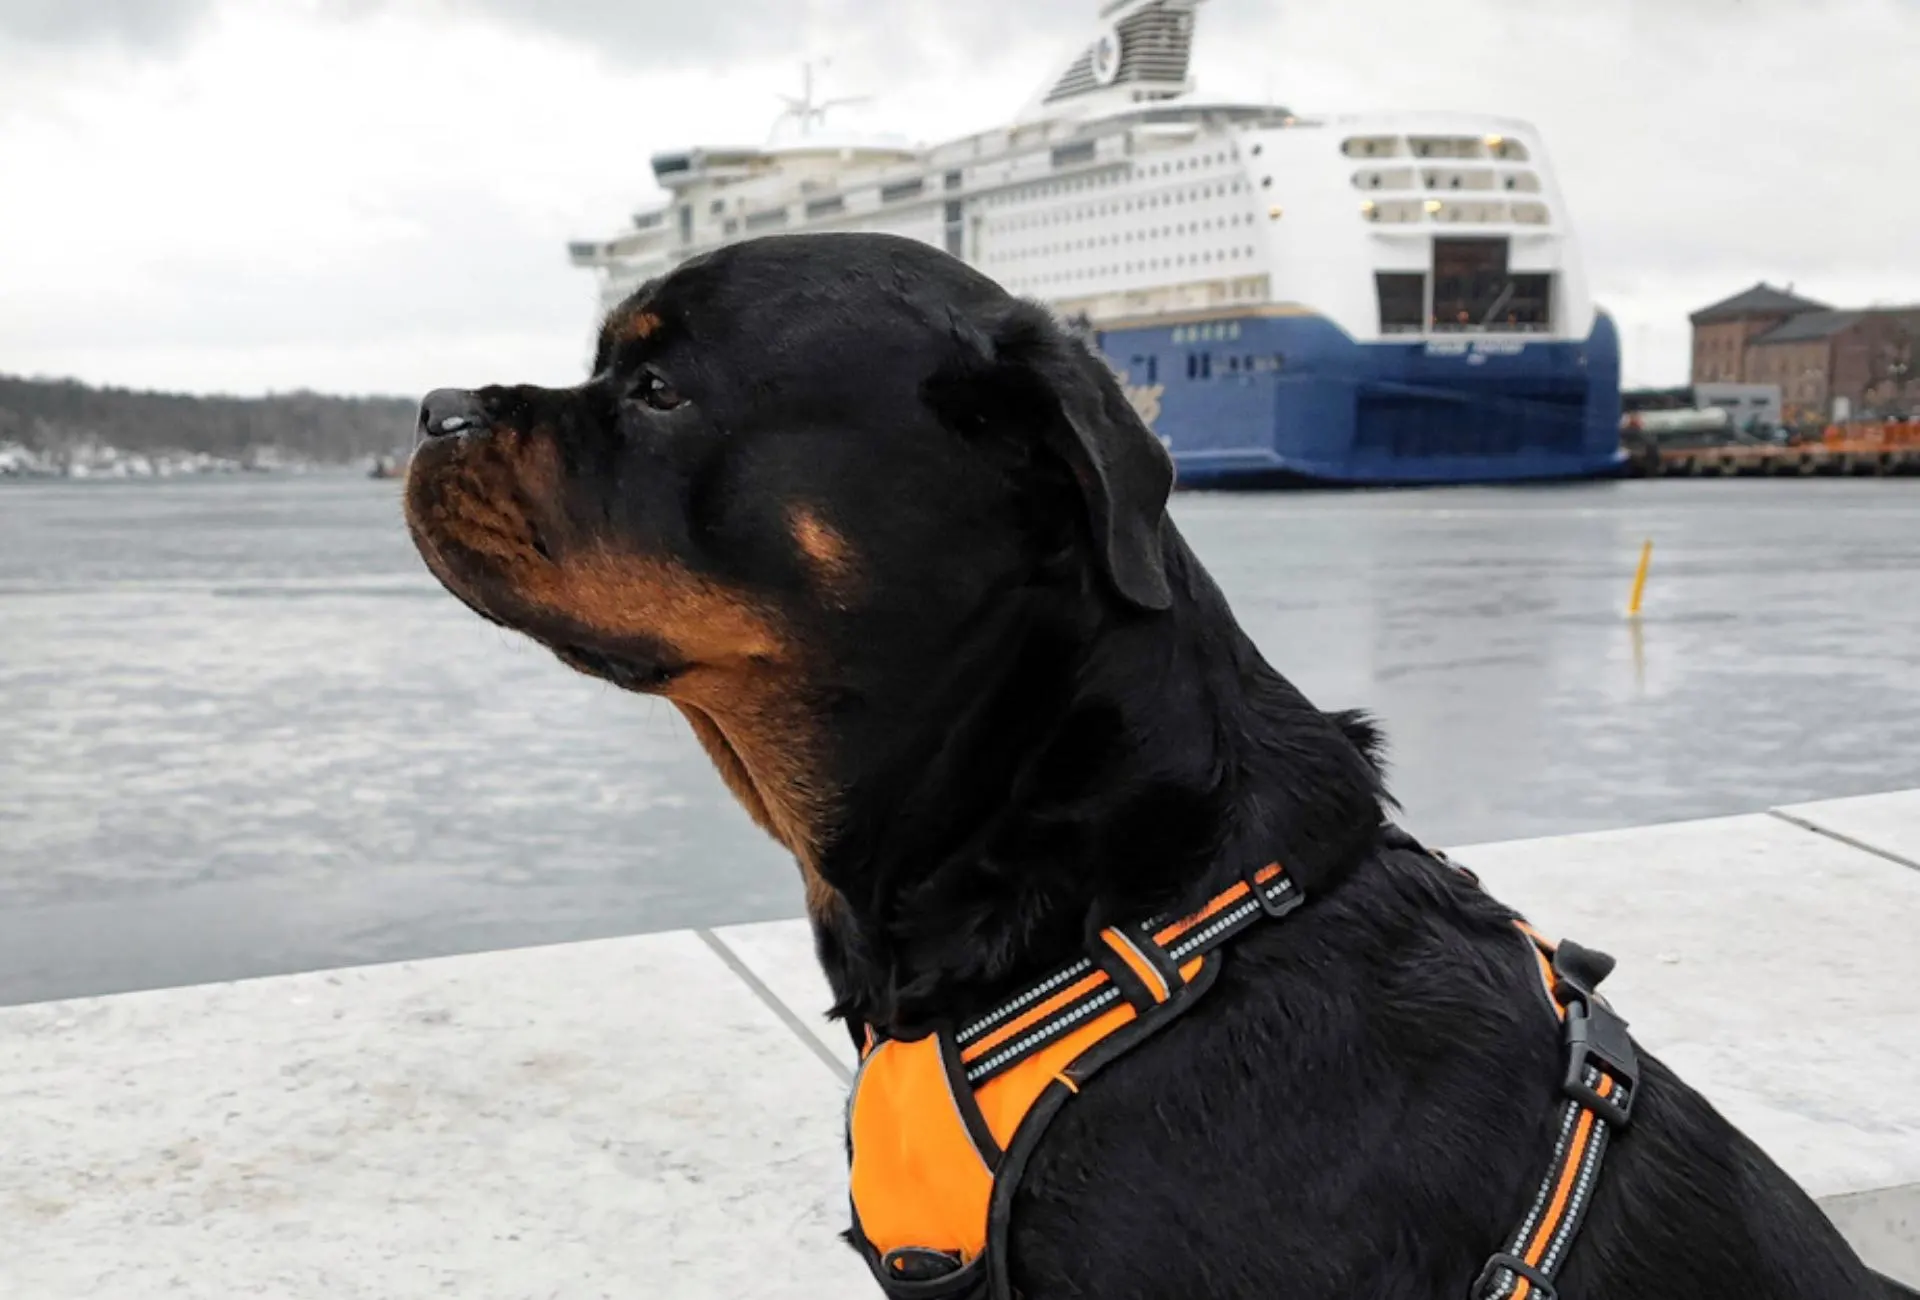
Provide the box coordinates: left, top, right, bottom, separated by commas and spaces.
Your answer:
844, 851, 1640, 1300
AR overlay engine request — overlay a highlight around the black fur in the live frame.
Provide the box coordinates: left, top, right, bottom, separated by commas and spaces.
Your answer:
405, 233, 1902, 1298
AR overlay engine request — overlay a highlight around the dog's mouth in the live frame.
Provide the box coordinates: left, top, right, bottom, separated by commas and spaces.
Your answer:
551, 642, 689, 693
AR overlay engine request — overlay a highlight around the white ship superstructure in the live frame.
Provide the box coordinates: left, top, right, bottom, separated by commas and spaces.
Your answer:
569, 0, 1623, 486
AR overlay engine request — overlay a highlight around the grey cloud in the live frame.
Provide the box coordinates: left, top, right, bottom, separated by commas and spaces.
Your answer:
0, 0, 213, 49
441, 0, 1094, 72
456, 0, 809, 67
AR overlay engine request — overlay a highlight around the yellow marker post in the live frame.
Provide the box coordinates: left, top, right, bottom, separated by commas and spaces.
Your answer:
1626, 539, 1653, 618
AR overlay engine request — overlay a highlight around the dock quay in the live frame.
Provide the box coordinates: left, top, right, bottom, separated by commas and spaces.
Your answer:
2, 791, 1917, 1297
1632, 442, 1920, 478
1627, 422, 1920, 478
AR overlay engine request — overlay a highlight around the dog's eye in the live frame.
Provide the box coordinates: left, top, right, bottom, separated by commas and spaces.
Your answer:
633, 372, 686, 412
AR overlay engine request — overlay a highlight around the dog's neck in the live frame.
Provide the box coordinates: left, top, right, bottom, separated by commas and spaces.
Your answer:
808, 525, 1388, 1034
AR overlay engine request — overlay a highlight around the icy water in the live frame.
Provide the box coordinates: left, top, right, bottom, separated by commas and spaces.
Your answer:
4, 473, 1918, 1005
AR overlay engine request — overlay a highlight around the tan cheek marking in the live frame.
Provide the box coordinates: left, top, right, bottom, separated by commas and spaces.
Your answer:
528, 553, 784, 665
789, 506, 859, 603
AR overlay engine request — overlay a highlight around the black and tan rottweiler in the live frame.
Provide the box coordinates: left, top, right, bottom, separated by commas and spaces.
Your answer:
403, 232, 1908, 1300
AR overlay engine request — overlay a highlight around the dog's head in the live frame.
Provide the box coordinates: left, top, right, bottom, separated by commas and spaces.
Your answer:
403, 233, 1175, 889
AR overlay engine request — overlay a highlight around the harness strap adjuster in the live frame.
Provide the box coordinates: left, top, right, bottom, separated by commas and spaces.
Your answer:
1245, 864, 1305, 919
1471, 1251, 1559, 1300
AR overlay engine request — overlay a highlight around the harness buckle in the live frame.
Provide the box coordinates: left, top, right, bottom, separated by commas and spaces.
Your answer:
1471, 1251, 1559, 1300
1552, 941, 1639, 1128
874, 1248, 983, 1299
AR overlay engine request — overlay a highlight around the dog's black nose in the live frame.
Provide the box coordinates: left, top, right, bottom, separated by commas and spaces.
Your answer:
418, 389, 490, 441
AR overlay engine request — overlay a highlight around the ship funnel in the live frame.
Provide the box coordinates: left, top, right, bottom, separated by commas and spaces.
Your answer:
1015, 0, 1204, 123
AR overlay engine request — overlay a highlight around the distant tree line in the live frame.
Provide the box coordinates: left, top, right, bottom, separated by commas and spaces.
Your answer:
0, 374, 417, 463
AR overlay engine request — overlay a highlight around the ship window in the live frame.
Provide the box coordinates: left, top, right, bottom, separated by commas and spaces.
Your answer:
1409, 136, 1485, 159
1503, 274, 1552, 330
944, 169, 963, 189
1429, 239, 1552, 332
1341, 136, 1400, 158
1052, 141, 1096, 167
744, 208, 789, 232
709, 199, 725, 215
678, 204, 693, 243
881, 178, 925, 204
1377, 273, 1426, 334
1488, 137, 1530, 161
805, 196, 846, 218
1360, 199, 1422, 223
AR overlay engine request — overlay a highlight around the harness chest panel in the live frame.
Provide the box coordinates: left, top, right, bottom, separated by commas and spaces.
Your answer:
847, 864, 1297, 1295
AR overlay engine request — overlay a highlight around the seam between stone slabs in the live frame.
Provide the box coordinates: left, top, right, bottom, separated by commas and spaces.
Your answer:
1768, 809, 1920, 875
1819, 1178, 1920, 1207
695, 927, 853, 1085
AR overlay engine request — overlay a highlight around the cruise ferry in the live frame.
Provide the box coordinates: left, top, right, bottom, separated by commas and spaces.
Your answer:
568, 0, 1624, 487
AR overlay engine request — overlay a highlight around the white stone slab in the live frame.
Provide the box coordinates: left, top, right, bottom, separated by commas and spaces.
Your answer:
5, 807, 1918, 1294
0, 931, 866, 1300
709, 919, 856, 1076
1449, 813, 1920, 1282
1777, 787, 1920, 872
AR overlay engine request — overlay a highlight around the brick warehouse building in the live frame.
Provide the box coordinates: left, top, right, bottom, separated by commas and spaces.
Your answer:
1690, 283, 1920, 424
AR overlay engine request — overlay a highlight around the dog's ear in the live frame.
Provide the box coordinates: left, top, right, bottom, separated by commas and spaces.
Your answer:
929, 303, 1175, 612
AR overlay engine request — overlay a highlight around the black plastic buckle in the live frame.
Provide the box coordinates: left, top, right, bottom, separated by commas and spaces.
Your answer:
875, 1247, 984, 1299
1551, 940, 1638, 1127
1471, 1252, 1558, 1300
1562, 1000, 1637, 1126
1246, 868, 1305, 919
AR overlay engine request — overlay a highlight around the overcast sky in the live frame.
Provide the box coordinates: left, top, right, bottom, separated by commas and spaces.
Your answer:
2, 0, 1915, 397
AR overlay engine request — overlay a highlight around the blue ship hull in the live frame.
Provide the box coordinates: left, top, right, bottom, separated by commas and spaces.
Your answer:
1095, 309, 1625, 488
